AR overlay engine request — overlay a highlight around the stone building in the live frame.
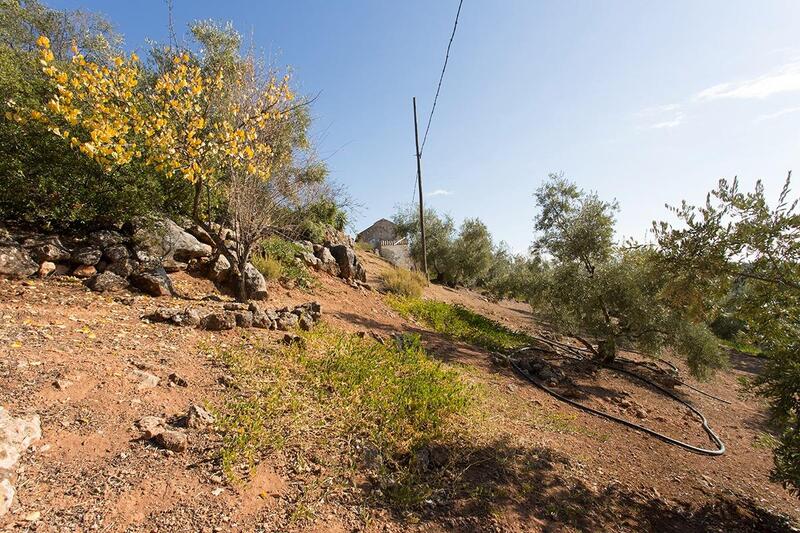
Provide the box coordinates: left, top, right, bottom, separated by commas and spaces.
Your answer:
356, 219, 398, 248
356, 218, 415, 270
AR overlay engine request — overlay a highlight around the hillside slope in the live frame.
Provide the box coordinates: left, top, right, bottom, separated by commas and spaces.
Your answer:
0, 251, 796, 532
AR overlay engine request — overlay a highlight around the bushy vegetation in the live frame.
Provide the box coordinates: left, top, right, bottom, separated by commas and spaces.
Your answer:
213, 326, 470, 508
381, 267, 427, 297
394, 206, 497, 287
252, 236, 316, 289
655, 175, 800, 491
388, 296, 535, 352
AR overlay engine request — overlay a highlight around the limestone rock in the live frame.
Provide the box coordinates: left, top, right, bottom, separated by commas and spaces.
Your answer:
132, 218, 212, 265
136, 416, 166, 439
71, 246, 102, 266
85, 271, 129, 292
155, 430, 187, 452
131, 369, 160, 390
200, 311, 236, 331
38, 261, 56, 278
186, 405, 215, 429
244, 263, 268, 300
0, 407, 41, 516
130, 266, 174, 297
72, 264, 97, 278
0, 245, 37, 279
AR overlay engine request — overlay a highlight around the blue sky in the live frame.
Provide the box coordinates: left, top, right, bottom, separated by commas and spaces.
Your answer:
49, 0, 800, 251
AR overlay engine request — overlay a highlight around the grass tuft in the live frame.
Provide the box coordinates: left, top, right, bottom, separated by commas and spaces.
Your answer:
381, 267, 427, 298
252, 236, 316, 289
211, 325, 470, 510
387, 296, 536, 352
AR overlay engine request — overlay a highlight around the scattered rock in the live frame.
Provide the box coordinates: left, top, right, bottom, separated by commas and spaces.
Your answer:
85, 271, 129, 292
328, 244, 366, 281
234, 310, 254, 328
88, 229, 124, 248
136, 416, 166, 439
168, 372, 188, 387
281, 333, 305, 347
30, 241, 70, 263
53, 378, 73, 390
38, 261, 56, 278
200, 311, 236, 331
71, 246, 102, 266
244, 262, 268, 300
186, 405, 215, 429
223, 302, 250, 311
298, 314, 314, 331
276, 313, 299, 331
72, 264, 97, 278
155, 430, 187, 452
131, 369, 160, 390
130, 266, 174, 297
103, 244, 129, 263
145, 307, 201, 327
106, 257, 138, 278
252, 309, 274, 329
0, 407, 41, 516
0, 244, 38, 279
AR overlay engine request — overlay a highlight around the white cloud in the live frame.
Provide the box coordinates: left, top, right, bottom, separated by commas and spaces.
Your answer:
426, 189, 453, 198
695, 61, 800, 101
650, 111, 685, 129
636, 105, 685, 129
755, 105, 800, 122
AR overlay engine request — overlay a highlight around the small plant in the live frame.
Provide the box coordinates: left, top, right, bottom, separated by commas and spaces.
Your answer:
355, 241, 375, 252
381, 267, 427, 298
251, 254, 282, 281
253, 236, 316, 289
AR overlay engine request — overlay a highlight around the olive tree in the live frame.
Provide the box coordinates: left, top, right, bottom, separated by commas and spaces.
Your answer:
532, 173, 724, 375
654, 173, 800, 490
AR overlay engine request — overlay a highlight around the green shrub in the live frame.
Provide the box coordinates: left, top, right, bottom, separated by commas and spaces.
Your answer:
251, 254, 282, 281
355, 241, 374, 252
381, 267, 426, 297
253, 236, 316, 289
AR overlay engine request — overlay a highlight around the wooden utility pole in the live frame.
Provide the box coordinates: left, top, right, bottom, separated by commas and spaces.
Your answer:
412, 97, 428, 278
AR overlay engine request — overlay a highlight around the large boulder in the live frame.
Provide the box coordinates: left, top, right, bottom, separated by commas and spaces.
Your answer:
244, 263, 268, 300
0, 245, 37, 279
130, 266, 174, 297
132, 218, 212, 267
328, 244, 366, 282
207, 254, 231, 283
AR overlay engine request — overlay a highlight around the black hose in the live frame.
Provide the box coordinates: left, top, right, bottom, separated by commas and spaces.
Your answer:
507, 345, 726, 456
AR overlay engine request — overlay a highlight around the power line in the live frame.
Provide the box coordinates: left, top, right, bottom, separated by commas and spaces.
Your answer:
419, 0, 464, 157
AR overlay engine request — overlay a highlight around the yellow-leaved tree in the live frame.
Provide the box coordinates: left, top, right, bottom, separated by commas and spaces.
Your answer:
8, 31, 301, 300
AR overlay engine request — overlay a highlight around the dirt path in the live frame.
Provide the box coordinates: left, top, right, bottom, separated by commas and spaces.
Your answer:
0, 252, 796, 532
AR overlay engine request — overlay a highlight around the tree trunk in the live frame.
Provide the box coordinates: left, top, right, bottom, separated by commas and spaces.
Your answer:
597, 337, 617, 364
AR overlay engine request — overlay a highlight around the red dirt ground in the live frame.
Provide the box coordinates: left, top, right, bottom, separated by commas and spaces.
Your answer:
0, 251, 797, 532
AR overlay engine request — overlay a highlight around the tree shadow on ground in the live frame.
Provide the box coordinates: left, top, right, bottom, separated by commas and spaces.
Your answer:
363, 435, 794, 533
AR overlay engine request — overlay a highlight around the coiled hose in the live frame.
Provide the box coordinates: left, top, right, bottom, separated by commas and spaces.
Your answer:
508, 338, 726, 456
